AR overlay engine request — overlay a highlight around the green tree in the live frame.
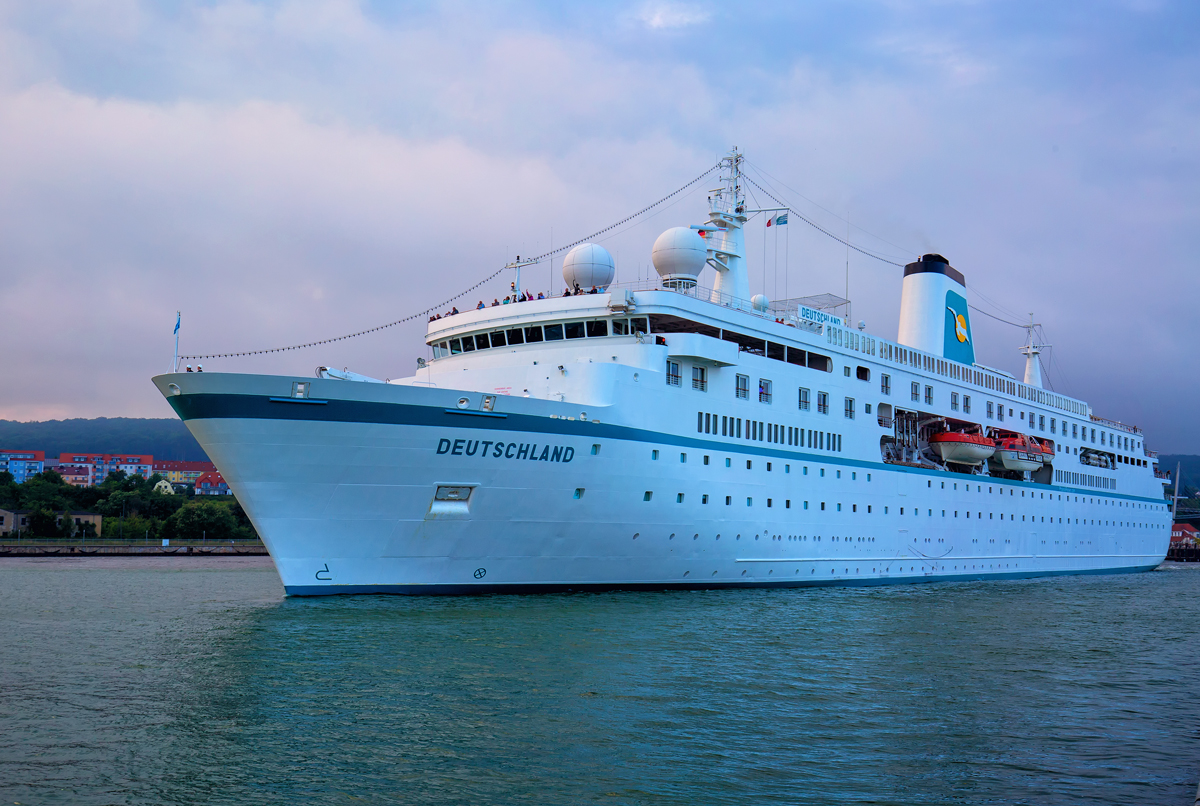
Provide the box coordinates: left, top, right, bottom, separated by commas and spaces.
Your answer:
0, 471, 17, 510
29, 508, 60, 537
20, 471, 73, 513
163, 501, 237, 542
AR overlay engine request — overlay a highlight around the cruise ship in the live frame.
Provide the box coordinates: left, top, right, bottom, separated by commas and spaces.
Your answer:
154, 150, 1173, 594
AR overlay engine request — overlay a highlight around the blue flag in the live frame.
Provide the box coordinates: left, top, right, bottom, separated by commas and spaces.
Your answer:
174, 312, 180, 334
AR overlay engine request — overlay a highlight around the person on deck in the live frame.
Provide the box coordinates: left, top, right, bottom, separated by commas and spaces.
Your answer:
476, 301, 485, 310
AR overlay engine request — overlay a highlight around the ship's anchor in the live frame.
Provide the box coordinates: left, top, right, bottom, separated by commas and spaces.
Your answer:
315, 564, 332, 581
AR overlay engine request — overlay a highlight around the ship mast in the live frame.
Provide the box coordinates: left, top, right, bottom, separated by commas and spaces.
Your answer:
702, 147, 751, 304
1019, 314, 1050, 388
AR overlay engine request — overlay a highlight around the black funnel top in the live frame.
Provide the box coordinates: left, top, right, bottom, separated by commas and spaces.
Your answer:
904, 253, 965, 287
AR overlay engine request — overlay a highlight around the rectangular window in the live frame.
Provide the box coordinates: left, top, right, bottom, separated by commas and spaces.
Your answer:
461, 336, 476, 352
963, 395, 971, 414
924, 385, 933, 405
950, 391, 959, 411
817, 391, 829, 414
798, 387, 810, 411
697, 412, 704, 433
585, 320, 608, 338
630, 317, 648, 334
524, 325, 544, 343
564, 321, 585, 339
1039, 414, 1045, 431
490, 331, 507, 348
736, 374, 749, 400
543, 323, 564, 341
758, 379, 772, 403
1072, 423, 1078, 438
721, 415, 728, 436
911, 381, 920, 401
998, 403, 1005, 422
844, 398, 855, 419
856, 366, 870, 381
474, 334, 490, 350
611, 319, 628, 336
692, 366, 708, 392
881, 374, 891, 395
666, 361, 681, 386
506, 328, 524, 345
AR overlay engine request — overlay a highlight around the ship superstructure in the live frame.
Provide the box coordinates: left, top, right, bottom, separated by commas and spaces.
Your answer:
154, 150, 1172, 594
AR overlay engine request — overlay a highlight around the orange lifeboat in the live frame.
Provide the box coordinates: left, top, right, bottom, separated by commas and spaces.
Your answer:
928, 431, 996, 465
994, 434, 1044, 472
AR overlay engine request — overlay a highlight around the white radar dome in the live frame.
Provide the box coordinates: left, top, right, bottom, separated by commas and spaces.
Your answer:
652, 227, 707, 289
752, 294, 770, 312
562, 243, 615, 292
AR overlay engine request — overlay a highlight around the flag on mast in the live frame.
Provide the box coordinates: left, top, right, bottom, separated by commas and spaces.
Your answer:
174, 312, 181, 334
767, 212, 789, 227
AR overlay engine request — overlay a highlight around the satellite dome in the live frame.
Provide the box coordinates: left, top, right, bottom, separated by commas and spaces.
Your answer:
752, 294, 769, 312
562, 243, 615, 291
652, 227, 707, 289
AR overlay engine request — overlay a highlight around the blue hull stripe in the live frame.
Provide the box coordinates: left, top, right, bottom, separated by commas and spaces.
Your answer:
169, 393, 1166, 505
283, 563, 1163, 596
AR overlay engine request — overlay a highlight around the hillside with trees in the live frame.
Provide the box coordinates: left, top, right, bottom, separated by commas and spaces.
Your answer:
0, 469, 258, 542
0, 418, 206, 461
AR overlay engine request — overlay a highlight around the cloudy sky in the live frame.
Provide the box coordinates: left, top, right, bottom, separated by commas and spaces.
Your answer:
1, 0, 1197, 452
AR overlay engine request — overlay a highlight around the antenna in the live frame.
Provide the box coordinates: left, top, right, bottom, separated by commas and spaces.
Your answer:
1019, 313, 1051, 388
1172, 462, 1182, 522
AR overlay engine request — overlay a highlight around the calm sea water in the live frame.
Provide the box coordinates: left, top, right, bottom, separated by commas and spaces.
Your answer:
1, 558, 1197, 805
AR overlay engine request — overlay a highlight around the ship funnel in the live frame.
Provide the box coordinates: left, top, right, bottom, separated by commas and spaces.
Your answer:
897, 253, 975, 366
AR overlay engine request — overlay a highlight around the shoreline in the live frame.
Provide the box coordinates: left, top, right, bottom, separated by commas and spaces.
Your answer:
0, 543, 268, 557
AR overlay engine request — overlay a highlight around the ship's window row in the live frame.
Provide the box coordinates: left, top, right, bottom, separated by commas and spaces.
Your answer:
695, 411, 843, 452
1055, 469, 1117, 490
637, 492, 1158, 530
644, 314, 835, 372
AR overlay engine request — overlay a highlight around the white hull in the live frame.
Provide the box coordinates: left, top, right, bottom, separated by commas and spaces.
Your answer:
153, 371, 1170, 595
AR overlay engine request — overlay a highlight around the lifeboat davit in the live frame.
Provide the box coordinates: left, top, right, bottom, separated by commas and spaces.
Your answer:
994, 434, 1044, 472
928, 431, 996, 465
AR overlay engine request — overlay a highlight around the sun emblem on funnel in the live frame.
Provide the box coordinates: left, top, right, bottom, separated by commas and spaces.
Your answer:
948, 307, 970, 343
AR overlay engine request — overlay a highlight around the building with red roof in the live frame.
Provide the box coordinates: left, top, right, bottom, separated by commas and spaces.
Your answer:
194, 471, 232, 496
0, 450, 45, 484
1171, 523, 1199, 545
59, 453, 153, 485
153, 460, 216, 485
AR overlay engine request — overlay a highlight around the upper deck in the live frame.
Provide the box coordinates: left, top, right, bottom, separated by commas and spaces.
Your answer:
424, 280, 1109, 427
